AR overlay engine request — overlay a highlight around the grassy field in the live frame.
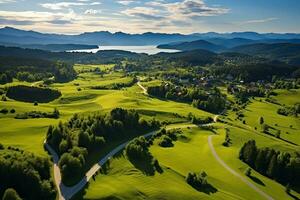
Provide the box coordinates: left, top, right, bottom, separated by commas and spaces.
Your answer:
1, 64, 299, 199
225, 97, 300, 146
80, 126, 299, 200
0, 66, 211, 156
274, 89, 300, 106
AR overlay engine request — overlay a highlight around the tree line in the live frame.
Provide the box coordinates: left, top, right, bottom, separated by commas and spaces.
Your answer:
239, 140, 300, 188
147, 83, 226, 114
0, 145, 56, 200
6, 85, 61, 103
0, 56, 76, 84
46, 108, 160, 184
125, 136, 162, 175
91, 77, 137, 90
15, 108, 60, 119
212, 62, 299, 82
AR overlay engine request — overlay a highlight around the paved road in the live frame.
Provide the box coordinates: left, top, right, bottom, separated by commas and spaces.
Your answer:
45, 130, 158, 200
44, 81, 230, 200
208, 135, 274, 200
45, 123, 200, 200
47, 124, 274, 200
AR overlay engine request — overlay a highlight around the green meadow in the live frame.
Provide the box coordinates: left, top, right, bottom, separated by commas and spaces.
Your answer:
80, 126, 299, 200
0, 65, 210, 156
1, 64, 299, 199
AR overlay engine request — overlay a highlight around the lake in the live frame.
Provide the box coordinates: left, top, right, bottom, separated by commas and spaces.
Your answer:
68, 45, 180, 55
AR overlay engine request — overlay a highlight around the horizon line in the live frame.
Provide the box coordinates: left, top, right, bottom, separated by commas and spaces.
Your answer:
2, 26, 300, 36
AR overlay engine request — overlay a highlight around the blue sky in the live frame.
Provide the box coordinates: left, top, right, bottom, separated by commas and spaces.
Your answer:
0, 0, 299, 34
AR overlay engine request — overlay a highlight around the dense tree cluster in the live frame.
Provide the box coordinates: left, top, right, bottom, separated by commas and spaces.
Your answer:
277, 104, 300, 117
222, 129, 231, 147
150, 128, 182, 148
91, 77, 137, 90
46, 108, 160, 184
227, 85, 266, 103
148, 83, 226, 114
186, 171, 209, 191
192, 90, 226, 114
6, 85, 61, 103
187, 113, 213, 124
0, 56, 76, 84
54, 62, 77, 82
125, 137, 153, 163
274, 80, 298, 89
125, 136, 162, 175
15, 108, 60, 119
0, 147, 56, 200
158, 135, 174, 147
0, 72, 13, 84
239, 140, 300, 187
212, 63, 298, 82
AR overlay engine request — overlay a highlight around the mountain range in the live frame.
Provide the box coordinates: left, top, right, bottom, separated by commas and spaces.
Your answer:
1, 26, 300, 47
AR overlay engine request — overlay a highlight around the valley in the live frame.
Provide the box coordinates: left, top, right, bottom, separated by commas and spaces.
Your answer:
0, 28, 300, 200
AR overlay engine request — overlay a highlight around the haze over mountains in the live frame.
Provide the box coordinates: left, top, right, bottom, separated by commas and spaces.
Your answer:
1, 26, 300, 65
1, 26, 300, 47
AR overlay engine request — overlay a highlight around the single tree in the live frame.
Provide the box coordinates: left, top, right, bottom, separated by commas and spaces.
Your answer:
245, 168, 252, 177
259, 117, 264, 125
275, 130, 281, 138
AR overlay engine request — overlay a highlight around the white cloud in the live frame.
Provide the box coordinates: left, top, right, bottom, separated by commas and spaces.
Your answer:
0, 0, 230, 34
0, 0, 16, 3
238, 17, 278, 25
122, 6, 164, 20
118, 0, 135, 5
91, 2, 101, 5
41, 2, 85, 10
40, 1, 101, 10
84, 9, 101, 15
123, 0, 229, 23
0, 9, 78, 25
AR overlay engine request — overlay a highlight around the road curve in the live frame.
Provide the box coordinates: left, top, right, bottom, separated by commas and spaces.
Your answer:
208, 135, 274, 200
45, 124, 200, 200
45, 130, 158, 200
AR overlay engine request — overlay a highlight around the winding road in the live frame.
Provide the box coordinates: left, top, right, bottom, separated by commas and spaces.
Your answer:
208, 135, 274, 200
45, 131, 156, 200
45, 124, 198, 200
45, 82, 273, 200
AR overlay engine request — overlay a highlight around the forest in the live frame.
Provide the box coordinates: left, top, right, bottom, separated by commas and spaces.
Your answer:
0, 56, 76, 84
46, 108, 160, 184
147, 83, 226, 114
239, 140, 300, 188
0, 146, 56, 200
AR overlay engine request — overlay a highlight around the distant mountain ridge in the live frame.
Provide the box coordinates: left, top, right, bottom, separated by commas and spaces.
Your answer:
229, 43, 300, 65
1, 26, 300, 47
0, 42, 98, 52
157, 40, 226, 52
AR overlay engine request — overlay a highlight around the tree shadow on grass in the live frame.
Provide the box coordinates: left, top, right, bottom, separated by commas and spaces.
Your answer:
249, 175, 265, 186
288, 192, 300, 200
128, 156, 156, 176
192, 184, 218, 195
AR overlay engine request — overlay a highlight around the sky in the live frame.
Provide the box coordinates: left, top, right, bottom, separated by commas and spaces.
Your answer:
0, 0, 300, 34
